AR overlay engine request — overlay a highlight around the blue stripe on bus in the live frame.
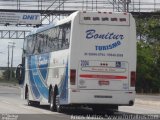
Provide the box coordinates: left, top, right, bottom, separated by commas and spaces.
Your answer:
28, 55, 49, 100
31, 55, 49, 99
28, 57, 40, 99
37, 54, 49, 81
59, 63, 68, 101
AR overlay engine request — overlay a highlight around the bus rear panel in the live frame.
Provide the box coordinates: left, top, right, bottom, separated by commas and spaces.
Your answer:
68, 11, 136, 108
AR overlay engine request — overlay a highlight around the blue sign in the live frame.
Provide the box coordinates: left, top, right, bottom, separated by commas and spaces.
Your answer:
23, 15, 39, 20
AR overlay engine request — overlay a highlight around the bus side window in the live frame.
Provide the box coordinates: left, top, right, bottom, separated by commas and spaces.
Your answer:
61, 23, 71, 49
23, 38, 27, 56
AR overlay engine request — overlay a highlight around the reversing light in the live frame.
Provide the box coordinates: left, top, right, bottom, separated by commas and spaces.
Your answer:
70, 69, 76, 85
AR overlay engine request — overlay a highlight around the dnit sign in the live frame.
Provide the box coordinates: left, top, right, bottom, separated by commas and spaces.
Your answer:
20, 13, 40, 24
23, 15, 39, 20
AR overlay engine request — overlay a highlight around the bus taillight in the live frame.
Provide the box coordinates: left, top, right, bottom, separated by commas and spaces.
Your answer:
130, 71, 136, 87
70, 69, 76, 85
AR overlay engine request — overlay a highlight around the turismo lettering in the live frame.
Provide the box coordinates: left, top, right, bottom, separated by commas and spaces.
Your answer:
86, 29, 124, 40
95, 41, 121, 51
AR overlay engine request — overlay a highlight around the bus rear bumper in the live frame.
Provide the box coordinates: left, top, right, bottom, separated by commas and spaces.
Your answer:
68, 89, 135, 106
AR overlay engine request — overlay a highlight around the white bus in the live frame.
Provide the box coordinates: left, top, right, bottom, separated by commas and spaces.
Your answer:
16, 11, 136, 113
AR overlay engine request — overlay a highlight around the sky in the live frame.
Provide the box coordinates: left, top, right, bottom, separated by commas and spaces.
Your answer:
0, 0, 159, 67
0, 26, 33, 67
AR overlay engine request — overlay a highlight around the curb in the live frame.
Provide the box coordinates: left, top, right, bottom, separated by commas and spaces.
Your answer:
135, 98, 160, 106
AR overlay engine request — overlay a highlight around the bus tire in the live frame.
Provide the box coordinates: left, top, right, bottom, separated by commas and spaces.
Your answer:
49, 89, 56, 111
26, 91, 31, 106
56, 95, 62, 113
27, 89, 40, 106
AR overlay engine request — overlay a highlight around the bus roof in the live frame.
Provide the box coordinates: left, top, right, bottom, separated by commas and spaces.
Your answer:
27, 11, 132, 36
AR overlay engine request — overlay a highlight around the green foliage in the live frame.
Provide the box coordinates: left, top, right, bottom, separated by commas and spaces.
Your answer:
2, 69, 15, 81
136, 17, 160, 93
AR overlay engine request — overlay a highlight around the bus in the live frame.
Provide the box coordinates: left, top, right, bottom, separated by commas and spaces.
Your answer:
16, 11, 136, 113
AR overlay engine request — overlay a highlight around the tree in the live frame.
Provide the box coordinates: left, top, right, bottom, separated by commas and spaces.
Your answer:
136, 17, 160, 93
2, 69, 15, 81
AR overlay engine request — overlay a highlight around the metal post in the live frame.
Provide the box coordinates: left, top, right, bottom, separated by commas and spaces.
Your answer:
118, 0, 120, 12
96, 0, 97, 11
17, 0, 18, 10
133, 0, 134, 12
154, 0, 156, 11
8, 45, 10, 80
92, 0, 93, 11
59, 0, 60, 20
41, 0, 42, 10
38, 0, 39, 10
123, 0, 126, 12
8, 42, 15, 80
86, 0, 88, 10
113, 0, 115, 12
139, 0, 140, 12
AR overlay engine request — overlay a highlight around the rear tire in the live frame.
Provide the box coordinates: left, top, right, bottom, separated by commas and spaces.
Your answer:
49, 89, 56, 111
26, 90, 40, 106
56, 95, 62, 113
26, 91, 31, 106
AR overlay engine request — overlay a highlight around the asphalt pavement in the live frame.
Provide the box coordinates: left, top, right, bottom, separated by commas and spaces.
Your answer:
0, 83, 160, 120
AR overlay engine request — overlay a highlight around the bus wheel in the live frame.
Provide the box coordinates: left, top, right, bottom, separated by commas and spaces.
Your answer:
49, 89, 56, 111
26, 91, 31, 106
26, 91, 40, 106
56, 95, 62, 113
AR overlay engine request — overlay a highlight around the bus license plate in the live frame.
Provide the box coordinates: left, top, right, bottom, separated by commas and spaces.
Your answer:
99, 80, 109, 86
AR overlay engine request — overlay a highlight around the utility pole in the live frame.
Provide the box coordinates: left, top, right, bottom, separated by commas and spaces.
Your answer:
121, 0, 131, 12
8, 42, 16, 80
8, 45, 10, 80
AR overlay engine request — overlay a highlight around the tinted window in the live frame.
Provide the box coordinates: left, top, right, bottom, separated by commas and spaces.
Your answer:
26, 22, 71, 56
